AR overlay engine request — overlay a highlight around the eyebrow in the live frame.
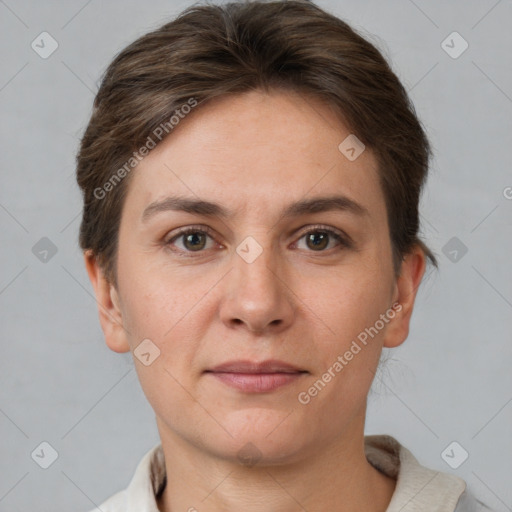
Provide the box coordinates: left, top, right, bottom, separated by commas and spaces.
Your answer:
141, 194, 369, 223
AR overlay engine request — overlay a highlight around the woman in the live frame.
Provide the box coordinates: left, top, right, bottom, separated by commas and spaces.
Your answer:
77, 1, 488, 510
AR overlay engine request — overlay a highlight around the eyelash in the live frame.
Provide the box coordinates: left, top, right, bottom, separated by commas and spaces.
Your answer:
164, 224, 352, 257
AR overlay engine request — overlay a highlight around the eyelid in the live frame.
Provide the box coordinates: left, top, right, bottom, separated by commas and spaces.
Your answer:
164, 224, 219, 247
293, 223, 353, 249
295, 223, 350, 241
164, 223, 353, 254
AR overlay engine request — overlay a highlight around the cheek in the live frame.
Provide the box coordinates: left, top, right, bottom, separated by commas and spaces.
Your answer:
300, 276, 389, 414
122, 285, 188, 343
116, 261, 176, 345
318, 265, 391, 323
307, 267, 393, 363
117, 262, 221, 375
116, 244, 185, 334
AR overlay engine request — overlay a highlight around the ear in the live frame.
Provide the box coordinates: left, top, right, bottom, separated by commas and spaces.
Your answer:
383, 245, 427, 349
83, 250, 131, 353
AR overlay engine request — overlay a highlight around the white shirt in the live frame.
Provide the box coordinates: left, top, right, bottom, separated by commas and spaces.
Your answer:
89, 434, 489, 511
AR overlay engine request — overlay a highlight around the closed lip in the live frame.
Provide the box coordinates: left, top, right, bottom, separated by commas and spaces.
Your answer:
205, 359, 307, 374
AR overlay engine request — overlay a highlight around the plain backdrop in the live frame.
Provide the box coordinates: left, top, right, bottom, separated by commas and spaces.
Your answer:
0, 0, 511, 511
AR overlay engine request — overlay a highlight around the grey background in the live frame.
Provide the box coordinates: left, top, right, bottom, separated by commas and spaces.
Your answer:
0, 0, 511, 510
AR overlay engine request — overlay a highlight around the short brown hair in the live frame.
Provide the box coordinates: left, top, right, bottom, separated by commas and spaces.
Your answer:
76, 0, 438, 284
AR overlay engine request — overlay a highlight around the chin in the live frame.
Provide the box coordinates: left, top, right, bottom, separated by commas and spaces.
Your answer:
210, 412, 309, 465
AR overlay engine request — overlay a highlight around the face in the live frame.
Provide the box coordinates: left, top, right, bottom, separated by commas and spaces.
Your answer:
87, 89, 425, 465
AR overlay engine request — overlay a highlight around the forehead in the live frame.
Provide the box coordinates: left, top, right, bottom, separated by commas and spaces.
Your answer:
123, 89, 386, 225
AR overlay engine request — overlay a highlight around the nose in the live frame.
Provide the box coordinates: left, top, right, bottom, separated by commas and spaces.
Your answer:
218, 238, 295, 335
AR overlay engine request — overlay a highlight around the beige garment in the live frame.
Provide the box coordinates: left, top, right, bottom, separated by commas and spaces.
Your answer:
89, 434, 486, 512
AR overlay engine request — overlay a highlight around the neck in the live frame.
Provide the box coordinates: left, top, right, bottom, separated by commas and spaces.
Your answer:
155, 411, 396, 512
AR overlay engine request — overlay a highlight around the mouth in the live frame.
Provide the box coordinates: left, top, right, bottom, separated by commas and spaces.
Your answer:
204, 359, 308, 393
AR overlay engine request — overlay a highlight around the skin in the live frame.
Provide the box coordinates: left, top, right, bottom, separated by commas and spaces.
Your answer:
85, 89, 426, 512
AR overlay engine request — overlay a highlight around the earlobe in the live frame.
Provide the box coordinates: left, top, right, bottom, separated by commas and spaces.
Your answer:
383, 247, 427, 349
83, 250, 131, 354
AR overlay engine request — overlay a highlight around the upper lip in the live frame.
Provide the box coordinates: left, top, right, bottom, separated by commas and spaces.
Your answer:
206, 359, 306, 374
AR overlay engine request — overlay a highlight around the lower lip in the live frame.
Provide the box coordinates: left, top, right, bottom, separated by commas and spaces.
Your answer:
207, 372, 305, 392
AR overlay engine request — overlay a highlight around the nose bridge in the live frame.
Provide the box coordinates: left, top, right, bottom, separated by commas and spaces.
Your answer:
234, 232, 281, 298
219, 231, 294, 333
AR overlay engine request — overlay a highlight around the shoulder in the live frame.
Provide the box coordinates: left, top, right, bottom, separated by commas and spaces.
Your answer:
364, 435, 493, 512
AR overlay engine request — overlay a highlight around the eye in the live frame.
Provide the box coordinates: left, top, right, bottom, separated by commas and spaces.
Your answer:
294, 225, 351, 252
165, 226, 218, 254
164, 224, 351, 256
